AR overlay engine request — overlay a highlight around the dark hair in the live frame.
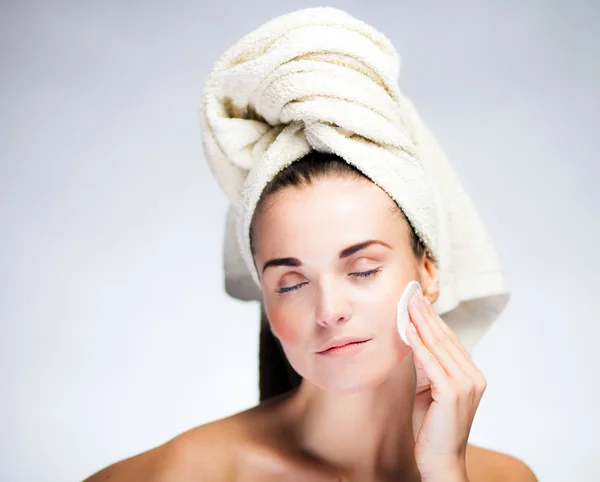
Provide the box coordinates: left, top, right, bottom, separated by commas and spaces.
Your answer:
251, 151, 428, 402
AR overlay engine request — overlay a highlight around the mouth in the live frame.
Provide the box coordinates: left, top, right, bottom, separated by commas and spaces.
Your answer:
316, 338, 372, 356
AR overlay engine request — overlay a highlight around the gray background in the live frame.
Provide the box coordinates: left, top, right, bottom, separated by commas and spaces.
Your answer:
1, 1, 598, 481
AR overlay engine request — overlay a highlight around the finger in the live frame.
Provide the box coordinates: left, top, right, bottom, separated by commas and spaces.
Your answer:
405, 321, 450, 391
408, 293, 471, 380
408, 321, 486, 409
416, 294, 487, 389
422, 296, 470, 359
408, 294, 467, 377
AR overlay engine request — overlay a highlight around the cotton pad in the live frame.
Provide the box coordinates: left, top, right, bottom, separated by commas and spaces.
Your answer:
397, 281, 422, 345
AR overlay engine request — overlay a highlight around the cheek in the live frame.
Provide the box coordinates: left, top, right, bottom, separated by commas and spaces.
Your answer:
366, 278, 401, 320
265, 303, 304, 346
385, 267, 421, 310
368, 273, 418, 338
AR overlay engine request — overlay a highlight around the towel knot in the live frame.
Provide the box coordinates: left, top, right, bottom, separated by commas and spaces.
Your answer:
201, 8, 422, 206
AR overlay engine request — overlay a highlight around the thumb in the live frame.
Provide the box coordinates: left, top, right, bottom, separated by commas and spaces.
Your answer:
412, 390, 432, 440
413, 352, 432, 395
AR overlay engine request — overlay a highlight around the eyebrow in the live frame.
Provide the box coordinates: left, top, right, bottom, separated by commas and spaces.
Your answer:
261, 239, 392, 275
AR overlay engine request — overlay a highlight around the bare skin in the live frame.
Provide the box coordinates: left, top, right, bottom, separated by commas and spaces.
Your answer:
83, 398, 536, 481
83, 177, 536, 481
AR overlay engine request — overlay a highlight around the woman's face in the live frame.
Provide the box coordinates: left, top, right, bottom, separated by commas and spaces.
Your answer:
253, 176, 429, 393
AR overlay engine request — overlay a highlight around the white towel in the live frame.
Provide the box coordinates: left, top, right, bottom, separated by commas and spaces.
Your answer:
199, 7, 510, 352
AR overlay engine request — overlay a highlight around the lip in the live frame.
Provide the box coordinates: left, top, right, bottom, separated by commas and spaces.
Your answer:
316, 336, 372, 354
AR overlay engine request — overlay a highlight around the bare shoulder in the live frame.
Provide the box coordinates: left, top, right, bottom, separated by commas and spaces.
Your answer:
466, 444, 537, 482
82, 416, 244, 482
82, 396, 303, 482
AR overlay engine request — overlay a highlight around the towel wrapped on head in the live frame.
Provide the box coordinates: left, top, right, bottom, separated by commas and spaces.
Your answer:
199, 6, 509, 352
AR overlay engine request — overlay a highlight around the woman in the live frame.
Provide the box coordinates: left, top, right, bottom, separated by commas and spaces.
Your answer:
84, 7, 536, 481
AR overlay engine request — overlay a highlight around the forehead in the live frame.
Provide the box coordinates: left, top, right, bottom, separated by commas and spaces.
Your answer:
254, 177, 404, 254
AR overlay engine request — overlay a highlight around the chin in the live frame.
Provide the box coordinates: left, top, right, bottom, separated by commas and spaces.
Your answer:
309, 359, 405, 393
322, 376, 386, 393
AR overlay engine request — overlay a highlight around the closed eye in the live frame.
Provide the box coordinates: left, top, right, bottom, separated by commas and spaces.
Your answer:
352, 268, 381, 278
276, 268, 382, 294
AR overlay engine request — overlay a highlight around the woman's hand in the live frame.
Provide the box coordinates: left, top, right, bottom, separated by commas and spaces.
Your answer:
405, 290, 487, 482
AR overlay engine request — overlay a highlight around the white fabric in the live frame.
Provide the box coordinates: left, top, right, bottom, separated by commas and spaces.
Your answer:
199, 6, 510, 352
397, 281, 423, 346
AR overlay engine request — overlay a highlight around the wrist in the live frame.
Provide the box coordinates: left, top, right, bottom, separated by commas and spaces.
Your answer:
421, 472, 468, 482
419, 461, 468, 482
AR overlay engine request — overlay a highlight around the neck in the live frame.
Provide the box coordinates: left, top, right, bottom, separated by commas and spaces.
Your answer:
286, 353, 421, 481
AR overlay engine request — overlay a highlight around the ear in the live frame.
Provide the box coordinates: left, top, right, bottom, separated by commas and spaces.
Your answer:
417, 255, 440, 304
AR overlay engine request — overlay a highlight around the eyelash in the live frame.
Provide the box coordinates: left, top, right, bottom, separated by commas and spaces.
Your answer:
276, 268, 382, 294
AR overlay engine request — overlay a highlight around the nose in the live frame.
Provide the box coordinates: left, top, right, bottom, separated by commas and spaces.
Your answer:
315, 279, 351, 327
